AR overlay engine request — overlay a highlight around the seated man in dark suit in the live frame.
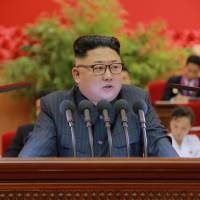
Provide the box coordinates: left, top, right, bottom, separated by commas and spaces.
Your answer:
18, 35, 178, 157
162, 55, 200, 102
3, 124, 34, 157
3, 90, 51, 157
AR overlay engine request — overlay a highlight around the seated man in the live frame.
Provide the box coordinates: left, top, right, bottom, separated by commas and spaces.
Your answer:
3, 90, 51, 157
121, 66, 132, 85
18, 35, 178, 157
162, 55, 200, 102
168, 106, 200, 157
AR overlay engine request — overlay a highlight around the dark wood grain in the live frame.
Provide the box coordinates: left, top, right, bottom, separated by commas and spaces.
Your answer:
0, 158, 200, 199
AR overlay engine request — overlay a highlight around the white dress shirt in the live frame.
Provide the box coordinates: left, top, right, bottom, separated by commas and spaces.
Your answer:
169, 133, 200, 157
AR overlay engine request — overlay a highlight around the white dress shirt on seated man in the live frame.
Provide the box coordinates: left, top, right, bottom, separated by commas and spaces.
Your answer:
169, 133, 200, 157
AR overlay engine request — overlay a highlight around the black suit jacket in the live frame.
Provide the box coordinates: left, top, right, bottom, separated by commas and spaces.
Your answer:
4, 124, 34, 157
162, 76, 200, 100
18, 85, 178, 157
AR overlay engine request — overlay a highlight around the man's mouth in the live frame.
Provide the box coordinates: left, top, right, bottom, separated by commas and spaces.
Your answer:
103, 85, 112, 88
102, 85, 113, 91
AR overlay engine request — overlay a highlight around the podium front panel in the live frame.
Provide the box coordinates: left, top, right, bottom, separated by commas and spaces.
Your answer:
0, 158, 200, 199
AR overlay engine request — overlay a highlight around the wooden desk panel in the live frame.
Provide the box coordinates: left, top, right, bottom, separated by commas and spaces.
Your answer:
0, 158, 200, 199
154, 101, 200, 129
154, 102, 177, 129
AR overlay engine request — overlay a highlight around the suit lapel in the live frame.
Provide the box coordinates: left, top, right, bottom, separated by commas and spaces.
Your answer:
111, 86, 141, 156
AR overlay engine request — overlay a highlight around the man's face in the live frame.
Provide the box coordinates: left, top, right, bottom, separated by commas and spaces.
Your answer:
170, 117, 191, 144
184, 63, 200, 81
72, 47, 122, 104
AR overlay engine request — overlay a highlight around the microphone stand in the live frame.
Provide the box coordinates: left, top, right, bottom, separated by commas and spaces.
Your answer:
103, 110, 112, 157
120, 109, 130, 157
65, 111, 77, 157
138, 110, 148, 157
84, 109, 94, 157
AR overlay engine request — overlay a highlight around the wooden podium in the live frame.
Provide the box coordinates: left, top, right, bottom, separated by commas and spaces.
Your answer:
0, 158, 200, 199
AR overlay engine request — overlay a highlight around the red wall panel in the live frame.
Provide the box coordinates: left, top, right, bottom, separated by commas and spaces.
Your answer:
0, 0, 59, 27
0, 0, 199, 29
119, 0, 200, 30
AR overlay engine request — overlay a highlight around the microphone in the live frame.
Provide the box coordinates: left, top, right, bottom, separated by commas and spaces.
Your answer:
59, 100, 76, 157
114, 99, 130, 157
78, 100, 94, 157
97, 99, 112, 157
132, 100, 148, 157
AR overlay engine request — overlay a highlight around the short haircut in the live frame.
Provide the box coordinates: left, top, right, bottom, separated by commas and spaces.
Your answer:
73, 35, 120, 58
170, 106, 195, 125
186, 55, 200, 68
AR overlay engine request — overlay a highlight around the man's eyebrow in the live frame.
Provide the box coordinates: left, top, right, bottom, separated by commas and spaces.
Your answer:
93, 60, 119, 63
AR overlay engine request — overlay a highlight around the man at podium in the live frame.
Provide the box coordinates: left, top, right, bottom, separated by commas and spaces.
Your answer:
18, 35, 178, 158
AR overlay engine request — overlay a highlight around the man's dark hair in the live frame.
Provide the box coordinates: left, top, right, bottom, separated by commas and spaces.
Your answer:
73, 35, 120, 58
186, 55, 200, 68
170, 106, 195, 125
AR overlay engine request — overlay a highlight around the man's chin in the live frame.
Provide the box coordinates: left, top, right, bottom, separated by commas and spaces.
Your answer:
99, 94, 118, 102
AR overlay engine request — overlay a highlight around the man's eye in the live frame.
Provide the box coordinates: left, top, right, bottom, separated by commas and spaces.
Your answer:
111, 66, 120, 72
94, 65, 105, 71
112, 65, 119, 69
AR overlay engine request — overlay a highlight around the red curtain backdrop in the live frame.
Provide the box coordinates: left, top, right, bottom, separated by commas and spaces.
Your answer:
0, 0, 200, 30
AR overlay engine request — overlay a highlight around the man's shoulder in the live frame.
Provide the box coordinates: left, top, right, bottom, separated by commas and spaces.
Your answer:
121, 84, 147, 100
17, 124, 34, 132
39, 87, 78, 115
42, 87, 75, 104
167, 75, 182, 83
15, 124, 34, 140
186, 134, 200, 142
122, 84, 146, 94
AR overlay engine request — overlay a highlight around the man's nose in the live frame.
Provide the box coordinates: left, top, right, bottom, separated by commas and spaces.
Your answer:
176, 129, 182, 135
103, 66, 113, 80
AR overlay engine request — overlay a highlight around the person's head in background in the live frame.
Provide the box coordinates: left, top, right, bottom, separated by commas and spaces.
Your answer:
170, 106, 195, 145
183, 55, 200, 81
34, 90, 53, 117
121, 66, 131, 85
72, 35, 123, 104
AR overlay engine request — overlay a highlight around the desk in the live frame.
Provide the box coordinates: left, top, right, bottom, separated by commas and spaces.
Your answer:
154, 100, 200, 129
0, 158, 200, 199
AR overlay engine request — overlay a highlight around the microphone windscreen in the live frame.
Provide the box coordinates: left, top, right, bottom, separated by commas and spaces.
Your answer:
132, 100, 148, 114
97, 99, 112, 113
78, 100, 93, 113
114, 99, 129, 113
59, 100, 75, 114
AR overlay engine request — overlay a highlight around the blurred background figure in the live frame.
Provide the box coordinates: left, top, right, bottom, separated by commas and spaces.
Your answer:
168, 106, 200, 157
121, 66, 132, 85
192, 44, 200, 56
3, 90, 51, 157
162, 55, 200, 102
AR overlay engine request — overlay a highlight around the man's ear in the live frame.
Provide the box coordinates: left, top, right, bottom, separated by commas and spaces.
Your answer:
72, 67, 80, 84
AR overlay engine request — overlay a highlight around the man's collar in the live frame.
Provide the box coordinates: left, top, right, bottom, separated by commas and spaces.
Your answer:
74, 85, 121, 124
